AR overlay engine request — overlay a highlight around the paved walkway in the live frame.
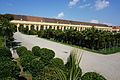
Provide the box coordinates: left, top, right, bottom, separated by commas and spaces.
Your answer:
14, 32, 120, 80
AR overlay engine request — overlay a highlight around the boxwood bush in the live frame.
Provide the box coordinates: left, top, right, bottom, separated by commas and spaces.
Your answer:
50, 58, 65, 70
81, 72, 106, 80
16, 46, 27, 57
40, 48, 55, 63
0, 57, 20, 79
0, 47, 12, 59
32, 46, 41, 56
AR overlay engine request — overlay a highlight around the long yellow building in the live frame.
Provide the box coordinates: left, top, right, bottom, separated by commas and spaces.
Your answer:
10, 14, 112, 32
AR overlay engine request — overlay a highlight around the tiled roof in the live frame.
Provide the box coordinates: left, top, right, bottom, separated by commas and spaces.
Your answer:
11, 14, 109, 27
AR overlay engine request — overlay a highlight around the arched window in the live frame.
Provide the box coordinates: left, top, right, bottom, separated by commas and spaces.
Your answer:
57, 26, 59, 30
31, 25, 34, 30
49, 26, 52, 29
41, 25, 44, 30
36, 26, 39, 31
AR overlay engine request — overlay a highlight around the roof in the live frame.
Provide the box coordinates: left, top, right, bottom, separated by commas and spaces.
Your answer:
11, 14, 109, 27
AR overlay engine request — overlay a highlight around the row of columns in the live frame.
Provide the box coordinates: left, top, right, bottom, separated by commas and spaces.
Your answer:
16, 24, 91, 32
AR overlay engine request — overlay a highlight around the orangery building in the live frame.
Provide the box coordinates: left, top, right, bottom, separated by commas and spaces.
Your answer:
10, 14, 112, 32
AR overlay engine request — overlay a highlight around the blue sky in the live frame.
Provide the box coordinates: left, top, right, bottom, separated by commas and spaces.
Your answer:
0, 0, 120, 26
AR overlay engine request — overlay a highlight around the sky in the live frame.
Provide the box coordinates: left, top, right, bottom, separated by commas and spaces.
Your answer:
0, 0, 120, 26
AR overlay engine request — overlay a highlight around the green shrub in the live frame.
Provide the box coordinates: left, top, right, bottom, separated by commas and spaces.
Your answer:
40, 48, 55, 63
32, 46, 41, 56
33, 67, 60, 80
28, 30, 37, 35
0, 57, 20, 79
1, 77, 16, 80
38, 30, 45, 38
16, 46, 27, 56
50, 58, 65, 70
20, 50, 36, 70
29, 58, 45, 77
81, 72, 106, 80
0, 47, 12, 59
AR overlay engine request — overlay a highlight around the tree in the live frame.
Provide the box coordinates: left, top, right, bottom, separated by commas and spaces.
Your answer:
0, 14, 14, 48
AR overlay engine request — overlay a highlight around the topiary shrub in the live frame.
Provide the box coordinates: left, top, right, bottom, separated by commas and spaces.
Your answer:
29, 58, 45, 77
28, 30, 37, 35
16, 46, 27, 57
81, 72, 106, 80
1, 77, 16, 80
0, 47, 12, 59
50, 58, 65, 70
32, 46, 41, 56
20, 50, 36, 70
40, 48, 55, 63
0, 57, 20, 79
38, 30, 45, 38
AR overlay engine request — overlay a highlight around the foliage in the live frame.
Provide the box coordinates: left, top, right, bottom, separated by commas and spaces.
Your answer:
28, 30, 37, 35
0, 47, 12, 59
50, 58, 65, 70
14, 46, 107, 80
81, 72, 107, 80
20, 50, 36, 70
0, 36, 4, 47
33, 67, 63, 80
32, 46, 41, 56
29, 58, 45, 77
65, 49, 82, 80
37, 28, 120, 54
40, 48, 55, 63
0, 57, 20, 79
0, 14, 15, 48
16, 46, 27, 56
1, 77, 16, 80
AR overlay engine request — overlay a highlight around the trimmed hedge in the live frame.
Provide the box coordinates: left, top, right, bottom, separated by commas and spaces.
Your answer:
50, 58, 65, 70
0, 47, 12, 59
0, 57, 20, 79
40, 48, 55, 63
81, 72, 106, 80
16, 46, 27, 57
32, 46, 41, 56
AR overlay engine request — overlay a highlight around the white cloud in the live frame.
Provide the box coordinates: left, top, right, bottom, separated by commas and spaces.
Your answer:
103, 22, 112, 26
90, 20, 99, 23
69, 0, 80, 7
56, 12, 64, 19
90, 20, 113, 26
95, 0, 109, 10
79, 3, 91, 8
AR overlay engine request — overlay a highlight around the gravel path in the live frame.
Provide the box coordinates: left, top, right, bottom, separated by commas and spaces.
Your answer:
14, 32, 120, 80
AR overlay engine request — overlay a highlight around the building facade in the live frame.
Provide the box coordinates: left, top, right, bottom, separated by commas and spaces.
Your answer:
112, 26, 120, 33
10, 14, 112, 32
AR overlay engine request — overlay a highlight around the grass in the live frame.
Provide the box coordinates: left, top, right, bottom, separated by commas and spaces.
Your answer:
0, 36, 4, 47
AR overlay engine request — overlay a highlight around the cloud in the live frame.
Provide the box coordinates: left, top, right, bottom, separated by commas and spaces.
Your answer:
90, 20, 99, 23
90, 20, 112, 26
95, 0, 110, 10
68, 0, 80, 7
79, 3, 91, 8
103, 22, 112, 26
56, 12, 64, 19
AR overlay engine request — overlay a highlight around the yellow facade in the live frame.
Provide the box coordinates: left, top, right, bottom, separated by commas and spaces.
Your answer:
10, 20, 112, 32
